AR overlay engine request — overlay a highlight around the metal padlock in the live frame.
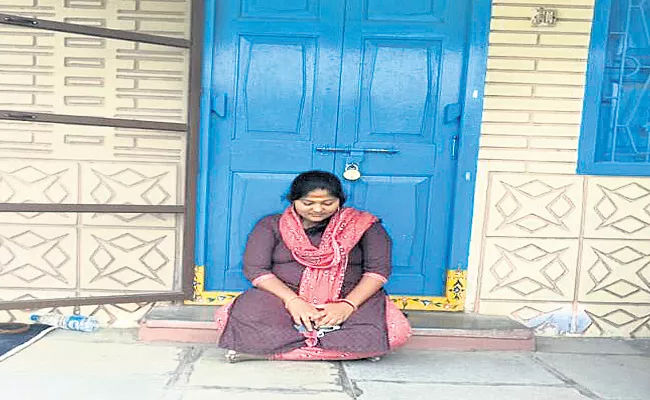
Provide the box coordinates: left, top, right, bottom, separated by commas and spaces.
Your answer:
343, 163, 361, 181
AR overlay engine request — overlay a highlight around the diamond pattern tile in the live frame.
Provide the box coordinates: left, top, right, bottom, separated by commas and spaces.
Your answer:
486, 174, 584, 238
583, 304, 650, 338
480, 238, 578, 301
79, 229, 177, 291
579, 240, 650, 303
585, 178, 650, 239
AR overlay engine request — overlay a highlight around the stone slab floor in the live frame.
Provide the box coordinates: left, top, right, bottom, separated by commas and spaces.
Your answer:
0, 329, 648, 400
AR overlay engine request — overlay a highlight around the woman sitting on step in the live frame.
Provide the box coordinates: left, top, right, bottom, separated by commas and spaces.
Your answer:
214, 170, 411, 362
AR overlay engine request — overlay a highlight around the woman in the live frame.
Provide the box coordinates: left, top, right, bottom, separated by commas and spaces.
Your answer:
214, 170, 411, 361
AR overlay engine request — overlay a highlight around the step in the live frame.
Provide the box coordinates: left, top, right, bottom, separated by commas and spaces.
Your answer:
138, 305, 535, 351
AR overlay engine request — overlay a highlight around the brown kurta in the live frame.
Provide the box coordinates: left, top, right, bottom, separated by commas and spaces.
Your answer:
218, 214, 392, 355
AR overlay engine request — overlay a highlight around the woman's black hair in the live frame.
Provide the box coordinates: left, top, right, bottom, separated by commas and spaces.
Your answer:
287, 170, 347, 204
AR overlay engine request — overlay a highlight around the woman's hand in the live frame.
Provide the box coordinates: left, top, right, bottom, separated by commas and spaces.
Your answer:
314, 302, 354, 328
285, 298, 323, 332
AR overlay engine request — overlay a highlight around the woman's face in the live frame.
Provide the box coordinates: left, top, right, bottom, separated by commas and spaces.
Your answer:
293, 189, 340, 227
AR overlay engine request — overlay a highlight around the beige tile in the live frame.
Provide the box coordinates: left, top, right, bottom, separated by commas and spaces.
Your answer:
80, 162, 180, 206
78, 227, 178, 291
485, 174, 584, 238
0, 160, 79, 204
0, 160, 80, 225
480, 238, 579, 302
581, 304, 650, 338
491, 5, 594, 20
0, 226, 77, 288
491, 19, 592, 34
584, 177, 650, 239
578, 240, 650, 303
478, 301, 574, 336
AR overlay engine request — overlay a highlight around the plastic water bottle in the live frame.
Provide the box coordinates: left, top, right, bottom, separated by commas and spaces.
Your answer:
30, 313, 100, 332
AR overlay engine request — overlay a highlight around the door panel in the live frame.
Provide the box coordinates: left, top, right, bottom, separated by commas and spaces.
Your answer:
234, 36, 318, 138
358, 39, 441, 141
224, 173, 298, 288
205, 0, 345, 291
335, 0, 469, 295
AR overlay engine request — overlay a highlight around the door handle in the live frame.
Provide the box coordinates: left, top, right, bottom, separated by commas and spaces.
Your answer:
315, 146, 399, 155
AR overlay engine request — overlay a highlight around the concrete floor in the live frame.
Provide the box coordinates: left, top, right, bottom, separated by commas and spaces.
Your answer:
0, 329, 648, 400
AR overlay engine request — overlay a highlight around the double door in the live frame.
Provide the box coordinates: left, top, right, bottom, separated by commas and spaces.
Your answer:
204, 0, 470, 295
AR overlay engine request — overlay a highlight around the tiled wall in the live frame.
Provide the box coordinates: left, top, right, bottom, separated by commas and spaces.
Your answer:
0, 0, 191, 327
467, 0, 650, 337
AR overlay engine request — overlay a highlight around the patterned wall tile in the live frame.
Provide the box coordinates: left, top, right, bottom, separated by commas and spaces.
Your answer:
0, 226, 77, 289
479, 238, 578, 302
584, 177, 650, 239
79, 161, 180, 227
478, 301, 575, 336
485, 174, 584, 238
79, 228, 178, 291
0, 160, 79, 225
578, 240, 650, 303
582, 304, 650, 338
0, 0, 192, 39
0, 25, 189, 123
0, 160, 78, 203
80, 162, 179, 205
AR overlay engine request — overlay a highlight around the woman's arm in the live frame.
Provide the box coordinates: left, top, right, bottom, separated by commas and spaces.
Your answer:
243, 217, 323, 331
316, 222, 391, 327
255, 276, 323, 331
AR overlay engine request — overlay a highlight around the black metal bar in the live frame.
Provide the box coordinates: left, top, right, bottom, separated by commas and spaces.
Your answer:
315, 146, 400, 154
0, 292, 185, 310
0, 203, 184, 214
182, 0, 204, 298
0, 110, 187, 132
0, 13, 190, 49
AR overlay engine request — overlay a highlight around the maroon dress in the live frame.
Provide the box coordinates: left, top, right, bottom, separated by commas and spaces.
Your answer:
218, 214, 393, 356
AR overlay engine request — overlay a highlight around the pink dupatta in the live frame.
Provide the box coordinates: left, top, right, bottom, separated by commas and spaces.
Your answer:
279, 206, 377, 345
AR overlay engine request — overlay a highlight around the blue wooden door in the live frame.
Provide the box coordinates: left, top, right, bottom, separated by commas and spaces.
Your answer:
205, 0, 470, 296
334, 0, 470, 296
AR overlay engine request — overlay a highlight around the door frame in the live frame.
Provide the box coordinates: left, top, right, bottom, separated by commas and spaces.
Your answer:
188, 0, 492, 311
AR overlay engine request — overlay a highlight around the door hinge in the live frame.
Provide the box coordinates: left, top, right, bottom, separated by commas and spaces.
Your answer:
451, 134, 460, 160
210, 91, 227, 118
444, 102, 462, 124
